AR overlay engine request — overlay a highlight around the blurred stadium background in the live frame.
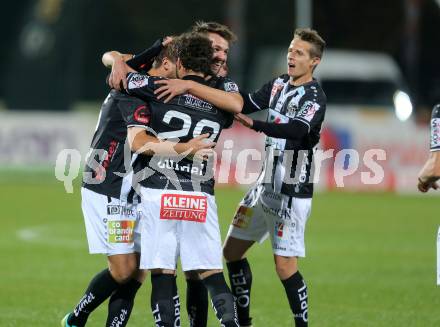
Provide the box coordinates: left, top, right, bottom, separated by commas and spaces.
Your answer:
1, 1, 440, 326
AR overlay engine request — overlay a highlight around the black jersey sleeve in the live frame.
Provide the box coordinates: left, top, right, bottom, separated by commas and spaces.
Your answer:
292, 88, 326, 132
216, 77, 239, 128
242, 78, 275, 114
117, 93, 152, 128
252, 119, 309, 141
126, 38, 163, 71
126, 73, 164, 100
430, 104, 440, 151
251, 86, 326, 141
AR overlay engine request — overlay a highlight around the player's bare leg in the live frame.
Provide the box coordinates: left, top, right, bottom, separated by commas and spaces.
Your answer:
149, 269, 180, 327
274, 255, 308, 327
184, 270, 208, 327
223, 237, 254, 327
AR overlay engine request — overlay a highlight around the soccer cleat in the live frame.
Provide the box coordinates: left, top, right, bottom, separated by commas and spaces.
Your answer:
61, 313, 77, 327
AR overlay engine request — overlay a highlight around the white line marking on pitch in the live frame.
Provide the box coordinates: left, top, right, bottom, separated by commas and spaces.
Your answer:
16, 224, 84, 249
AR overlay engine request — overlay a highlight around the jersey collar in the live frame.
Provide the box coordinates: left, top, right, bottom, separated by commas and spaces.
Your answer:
182, 75, 208, 85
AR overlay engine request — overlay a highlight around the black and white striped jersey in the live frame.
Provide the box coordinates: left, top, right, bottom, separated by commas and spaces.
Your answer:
243, 74, 327, 198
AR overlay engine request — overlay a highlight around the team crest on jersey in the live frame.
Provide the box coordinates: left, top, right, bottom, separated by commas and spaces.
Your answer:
160, 194, 208, 223
431, 118, 440, 149
128, 74, 149, 89
232, 206, 253, 229
107, 220, 135, 243
286, 100, 298, 118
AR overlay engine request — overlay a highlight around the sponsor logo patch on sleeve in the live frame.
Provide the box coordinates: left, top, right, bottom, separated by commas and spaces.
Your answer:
160, 194, 208, 223
128, 74, 149, 89
296, 100, 320, 123
224, 81, 239, 93
431, 118, 440, 149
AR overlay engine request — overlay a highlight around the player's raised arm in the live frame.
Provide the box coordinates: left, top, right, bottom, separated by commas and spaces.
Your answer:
127, 127, 215, 159
154, 78, 243, 113
102, 51, 133, 68
103, 37, 172, 91
102, 51, 136, 90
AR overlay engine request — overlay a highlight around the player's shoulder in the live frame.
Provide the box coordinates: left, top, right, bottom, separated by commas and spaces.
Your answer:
273, 74, 290, 85
127, 72, 165, 90
209, 75, 240, 92
432, 104, 440, 119
304, 79, 327, 103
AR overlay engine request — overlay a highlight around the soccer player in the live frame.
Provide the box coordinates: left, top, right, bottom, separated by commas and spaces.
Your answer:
108, 21, 239, 327
122, 32, 241, 327
222, 28, 327, 327
61, 40, 212, 327
417, 104, 440, 193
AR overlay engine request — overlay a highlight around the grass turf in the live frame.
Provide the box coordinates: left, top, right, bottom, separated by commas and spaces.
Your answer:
1, 176, 439, 326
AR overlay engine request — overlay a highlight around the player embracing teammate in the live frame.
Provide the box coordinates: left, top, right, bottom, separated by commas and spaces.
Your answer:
62, 20, 328, 327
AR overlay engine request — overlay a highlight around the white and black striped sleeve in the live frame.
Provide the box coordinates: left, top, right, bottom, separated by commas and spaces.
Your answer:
430, 104, 440, 152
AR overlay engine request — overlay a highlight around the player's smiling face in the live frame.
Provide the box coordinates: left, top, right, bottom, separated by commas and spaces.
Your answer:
287, 38, 319, 84
207, 32, 229, 75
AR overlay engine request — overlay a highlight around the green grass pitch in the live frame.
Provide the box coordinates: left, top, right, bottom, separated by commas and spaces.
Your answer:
1, 174, 439, 326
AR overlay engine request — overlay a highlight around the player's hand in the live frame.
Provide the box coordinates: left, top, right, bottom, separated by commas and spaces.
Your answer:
417, 178, 439, 193
192, 148, 215, 161
109, 57, 135, 91
234, 113, 253, 128
154, 79, 191, 103
162, 36, 173, 47
186, 133, 216, 158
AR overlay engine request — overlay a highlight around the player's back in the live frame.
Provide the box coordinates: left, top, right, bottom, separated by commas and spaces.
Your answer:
127, 74, 234, 195
83, 89, 146, 200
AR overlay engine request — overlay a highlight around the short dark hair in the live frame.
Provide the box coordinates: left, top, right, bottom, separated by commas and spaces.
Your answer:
294, 28, 326, 58
152, 38, 179, 68
191, 21, 237, 43
175, 32, 214, 76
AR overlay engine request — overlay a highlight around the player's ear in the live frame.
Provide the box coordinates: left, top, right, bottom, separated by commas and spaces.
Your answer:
162, 57, 169, 71
311, 56, 320, 69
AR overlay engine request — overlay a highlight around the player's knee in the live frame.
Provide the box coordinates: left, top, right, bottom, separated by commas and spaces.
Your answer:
185, 270, 201, 280
275, 261, 297, 280
134, 269, 148, 283
110, 261, 138, 283
223, 243, 242, 262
